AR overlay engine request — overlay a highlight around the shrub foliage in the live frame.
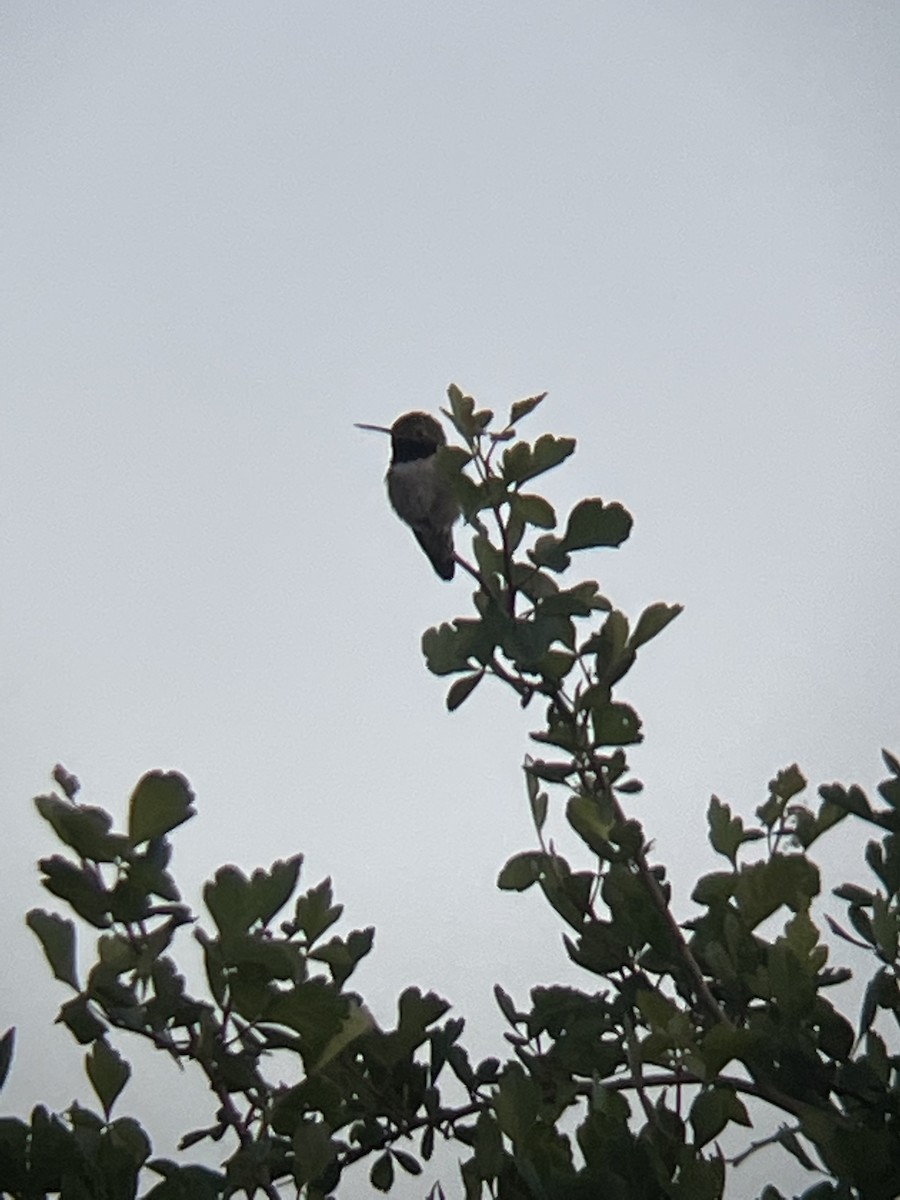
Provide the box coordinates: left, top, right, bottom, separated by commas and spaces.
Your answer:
3, 387, 899, 1198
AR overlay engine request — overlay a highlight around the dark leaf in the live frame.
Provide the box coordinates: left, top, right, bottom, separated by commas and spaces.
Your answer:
770, 764, 807, 801
591, 701, 642, 746
308, 927, 375, 988
497, 852, 545, 892
370, 1151, 394, 1192
52, 763, 81, 800
818, 782, 872, 820
85, 1039, 130, 1120
527, 533, 571, 573
511, 492, 556, 530
629, 602, 682, 651
494, 985, 521, 1026
59, 995, 107, 1044
128, 771, 195, 845
26, 909, 79, 988
422, 619, 497, 676
689, 1086, 750, 1149
502, 435, 575, 486
293, 877, 343, 945
562, 498, 632, 551
204, 866, 252, 935
38, 857, 110, 929
246, 856, 303, 928
292, 1120, 335, 1188
0, 1029, 14, 1093
394, 1149, 422, 1175
734, 856, 820, 929
446, 670, 485, 712
34, 794, 127, 862
528, 759, 575, 783
707, 796, 744, 865
567, 793, 615, 856
509, 393, 547, 425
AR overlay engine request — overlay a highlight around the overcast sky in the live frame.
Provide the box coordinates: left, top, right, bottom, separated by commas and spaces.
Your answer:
2, 4, 899, 1196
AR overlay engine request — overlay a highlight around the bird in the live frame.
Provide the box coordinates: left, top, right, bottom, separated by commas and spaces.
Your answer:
355, 411, 459, 580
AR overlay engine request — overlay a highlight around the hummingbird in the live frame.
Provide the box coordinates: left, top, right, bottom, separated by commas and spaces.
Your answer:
355, 411, 459, 580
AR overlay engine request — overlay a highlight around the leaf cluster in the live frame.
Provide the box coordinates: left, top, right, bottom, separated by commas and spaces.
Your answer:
4, 389, 899, 1200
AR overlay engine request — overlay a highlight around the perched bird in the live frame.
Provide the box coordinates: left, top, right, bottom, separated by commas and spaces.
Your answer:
355, 411, 459, 580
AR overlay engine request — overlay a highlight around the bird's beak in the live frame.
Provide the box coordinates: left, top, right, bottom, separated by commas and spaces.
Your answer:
354, 422, 392, 435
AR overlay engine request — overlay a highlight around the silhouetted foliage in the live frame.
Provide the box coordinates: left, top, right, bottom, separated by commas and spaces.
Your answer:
4, 388, 899, 1198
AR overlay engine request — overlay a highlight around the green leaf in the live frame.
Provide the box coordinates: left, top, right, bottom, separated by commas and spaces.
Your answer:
707, 796, 744, 865
566, 921, 629, 975
497, 852, 545, 891
446, 670, 485, 712
511, 493, 556, 529
501, 612, 575, 672
370, 1151, 394, 1192
422, 619, 498, 675
530, 789, 548, 833
501, 440, 533, 484
59, 994, 108, 1044
591, 701, 642, 746
472, 1111, 505, 1178
85, 1039, 130, 1120
528, 533, 571, 573
871, 893, 899, 961
143, 1162, 226, 1199
567, 793, 615, 855
689, 1086, 750, 1149
0, 1029, 14, 1093
734, 856, 820, 929
561, 498, 632, 551
104, 1115, 150, 1171
539, 649, 576, 684
308, 927, 375, 988
769, 764, 807, 801
26, 909, 79, 989
204, 866, 252, 935
34, 794, 128, 863
509, 392, 547, 425
529, 433, 576, 479
537, 581, 603, 618
582, 609, 633, 685
314, 998, 376, 1067
393, 1149, 422, 1176
293, 877, 343, 945
528, 759, 575, 783
629, 602, 682, 651
443, 383, 477, 439
128, 771, 195, 845
502, 435, 576, 486
494, 985, 521, 1026
818, 782, 872, 819
395, 987, 451, 1047
833, 883, 874, 906
292, 1120, 336, 1188
265, 979, 348, 1056
246, 856, 303, 928
493, 1063, 540, 1145
28, 1107, 77, 1189
0, 1116, 28, 1190
38, 857, 110, 929
877, 772, 900, 810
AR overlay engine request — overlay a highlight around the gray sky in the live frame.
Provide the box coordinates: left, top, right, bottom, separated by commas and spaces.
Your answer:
2, 4, 899, 1196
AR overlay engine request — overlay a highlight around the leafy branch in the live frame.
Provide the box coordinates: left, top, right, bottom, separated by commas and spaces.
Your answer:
5, 386, 900, 1200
